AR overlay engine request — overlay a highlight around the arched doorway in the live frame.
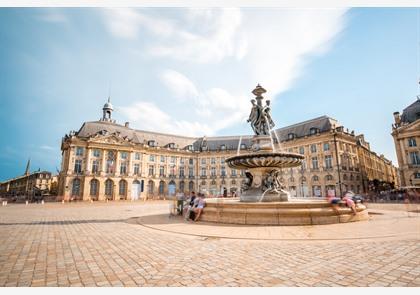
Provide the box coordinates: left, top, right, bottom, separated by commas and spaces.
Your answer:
105, 179, 113, 200
119, 180, 127, 200
147, 180, 155, 198
159, 180, 165, 197
90, 179, 99, 200
179, 181, 185, 193
168, 180, 176, 198
71, 178, 81, 199
132, 180, 141, 200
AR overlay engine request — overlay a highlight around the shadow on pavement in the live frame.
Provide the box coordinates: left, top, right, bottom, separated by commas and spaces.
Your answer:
0, 219, 127, 226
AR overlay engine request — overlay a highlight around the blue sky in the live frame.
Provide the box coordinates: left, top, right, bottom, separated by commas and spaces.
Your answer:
0, 7, 418, 181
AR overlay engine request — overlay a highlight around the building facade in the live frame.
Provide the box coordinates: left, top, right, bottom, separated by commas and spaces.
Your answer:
0, 171, 55, 200
392, 98, 420, 187
58, 99, 399, 201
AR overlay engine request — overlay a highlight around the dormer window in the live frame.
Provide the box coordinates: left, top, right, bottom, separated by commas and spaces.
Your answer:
288, 133, 295, 140
187, 145, 193, 151
148, 140, 156, 147
240, 143, 246, 149
309, 127, 320, 135
220, 144, 226, 150
202, 146, 208, 151
168, 143, 175, 149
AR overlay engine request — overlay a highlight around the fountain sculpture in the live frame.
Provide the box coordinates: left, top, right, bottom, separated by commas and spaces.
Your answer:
200, 85, 369, 225
226, 84, 304, 202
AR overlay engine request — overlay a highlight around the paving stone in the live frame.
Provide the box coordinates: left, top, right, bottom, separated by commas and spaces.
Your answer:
0, 201, 419, 287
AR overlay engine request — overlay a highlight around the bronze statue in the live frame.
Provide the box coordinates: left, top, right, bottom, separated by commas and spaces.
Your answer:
247, 85, 275, 136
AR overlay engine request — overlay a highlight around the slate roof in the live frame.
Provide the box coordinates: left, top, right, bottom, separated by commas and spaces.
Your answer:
75, 116, 339, 151
401, 98, 420, 124
273, 116, 339, 141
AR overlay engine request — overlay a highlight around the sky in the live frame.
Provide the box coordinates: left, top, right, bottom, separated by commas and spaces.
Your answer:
0, 7, 419, 181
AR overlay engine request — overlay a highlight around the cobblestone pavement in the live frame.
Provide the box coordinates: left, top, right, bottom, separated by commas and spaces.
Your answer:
0, 201, 419, 287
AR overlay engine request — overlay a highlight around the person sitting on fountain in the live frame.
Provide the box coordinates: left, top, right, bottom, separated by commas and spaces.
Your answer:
343, 192, 357, 215
327, 192, 341, 214
185, 192, 197, 220
193, 194, 206, 222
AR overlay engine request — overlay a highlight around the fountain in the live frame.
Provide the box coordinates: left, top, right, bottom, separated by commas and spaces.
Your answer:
200, 85, 369, 225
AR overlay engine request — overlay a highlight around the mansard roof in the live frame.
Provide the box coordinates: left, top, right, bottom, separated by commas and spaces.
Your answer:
77, 121, 197, 149
273, 115, 339, 141
401, 98, 420, 124
74, 115, 339, 151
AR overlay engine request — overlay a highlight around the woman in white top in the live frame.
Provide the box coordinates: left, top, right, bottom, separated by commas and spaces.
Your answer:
193, 194, 206, 221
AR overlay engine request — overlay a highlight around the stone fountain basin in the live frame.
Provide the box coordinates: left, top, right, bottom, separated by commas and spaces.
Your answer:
200, 198, 369, 225
226, 152, 304, 169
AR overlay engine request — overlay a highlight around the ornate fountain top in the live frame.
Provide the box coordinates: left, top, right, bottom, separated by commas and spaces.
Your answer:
247, 84, 275, 136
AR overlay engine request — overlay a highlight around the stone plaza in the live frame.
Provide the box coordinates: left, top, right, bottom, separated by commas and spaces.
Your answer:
0, 201, 419, 287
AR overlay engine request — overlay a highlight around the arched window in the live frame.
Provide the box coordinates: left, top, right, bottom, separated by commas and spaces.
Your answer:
148, 180, 154, 193
168, 180, 176, 196
179, 181, 185, 192
90, 179, 99, 196
289, 177, 295, 182
288, 133, 295, 140
343, 174, 348, 181
72, 178, 81, 196
119, 180, 127, 196
105, 179, 113, 196
312, 175, 319, 182
231, 180, 236, 185
159, 181, 165, 194
188, 181, 194, 192
325, 175, 333, 181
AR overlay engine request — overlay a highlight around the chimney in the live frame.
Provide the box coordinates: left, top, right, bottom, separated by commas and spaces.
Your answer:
393, 112, 401, 125
125, 122, 130, 128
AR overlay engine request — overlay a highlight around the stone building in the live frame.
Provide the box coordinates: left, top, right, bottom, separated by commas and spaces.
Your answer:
0, 170, 55, 200
58, 99, 399, 201
274, 117, 398, 198
392, 98, 420, 187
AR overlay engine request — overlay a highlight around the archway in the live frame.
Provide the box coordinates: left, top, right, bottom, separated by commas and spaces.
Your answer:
147, 180, 155, 199
168, 180, 176, 198
159, 180, 165, 197
119, 180, 127, 200
90, 179, 99, 200
105, 179, 113, 200
71, 178, 81, 199
132, 180, 141, 200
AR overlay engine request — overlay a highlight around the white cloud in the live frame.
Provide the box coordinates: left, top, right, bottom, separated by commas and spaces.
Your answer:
119, 101, 215, 137
160, 70, 199, 101
106, 8, 348, 136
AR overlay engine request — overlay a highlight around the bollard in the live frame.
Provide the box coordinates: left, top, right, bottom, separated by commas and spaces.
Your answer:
26, 200, 29, 205
90, 199, 93, 203
62, 199, 65, 204
41, 200, 44, 205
